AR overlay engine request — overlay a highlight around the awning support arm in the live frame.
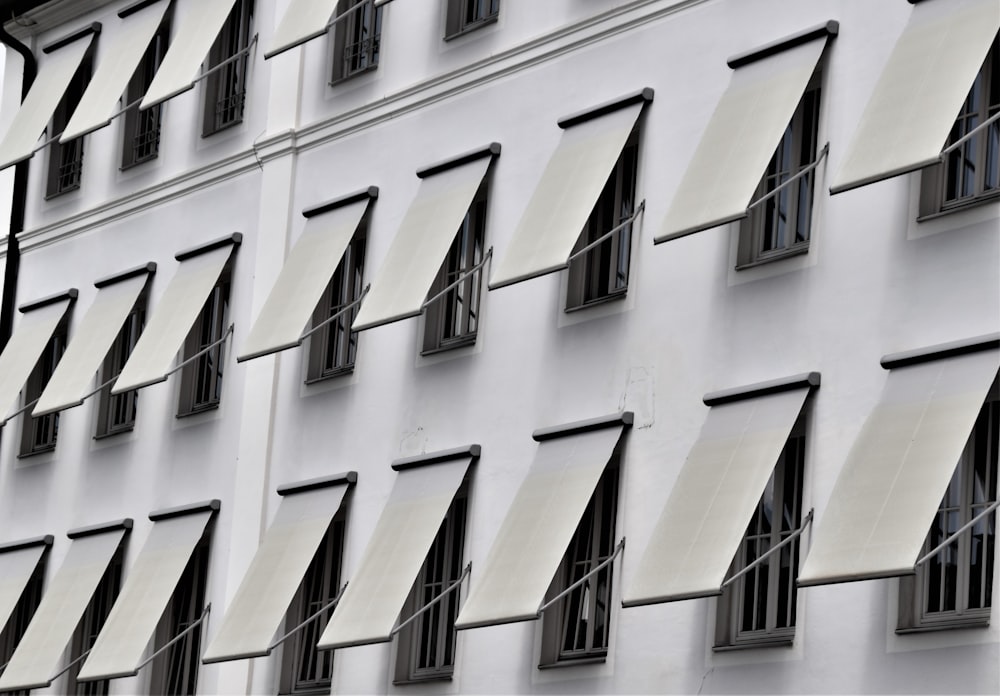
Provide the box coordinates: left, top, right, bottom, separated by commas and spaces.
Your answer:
941, 112, 1000, 157
915, 500, 1000, 567
567, 201, 645, 263
391, 562, 471, 637
163, 324, 234, 379
135, 604, 210, 673
0, 396, 39, 427
747, 143, 829, 211
299, 285, 370, 341
197, 33, 259, 84
48, 648, 92, 682
268, 582, 348, 651
326, 0, 396, 32
538, 537, 625, 615
723, 508, 814, 589
421, 249, 493, 311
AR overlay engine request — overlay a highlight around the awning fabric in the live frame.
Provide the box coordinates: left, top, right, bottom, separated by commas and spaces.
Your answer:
0, 295, 75, 419
352, 155, 493, 331
265, 0, 340, 59
317, 457, 473, 649
0, 539, 50, 639
140, 0, 240, 109
798, 348, 1000, 586
830, 0, 1000, 194
238, 196, 371, 361
489, 102, 644, 289
655, 34, 829, 242
0, 528, 127, 692
454, 425, 625, 629
76, 508, 215, 682
201, 481, 352, 663
623, 387, 811, 607
33, 272, 151, 417
111, 242, 235, 394
60, 0, 170, 141
0, 33, 94, 170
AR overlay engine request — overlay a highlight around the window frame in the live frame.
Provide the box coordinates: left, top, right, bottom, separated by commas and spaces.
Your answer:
65, 546, 124, 696
177, 271, 230, 416
45, 49, 93, 199
330, 0, 382, 85
19, 323, 68, 456
201, 0, 254, 136
95, 297, 145, 438
736, 69, 822, 270
120, 15, 170, 170
444, 0, 500, 40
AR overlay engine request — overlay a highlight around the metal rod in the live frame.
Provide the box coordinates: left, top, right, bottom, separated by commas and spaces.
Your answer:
391, 563, 471, 637
268, 583, 348, 651
299, 285, 370, 341
196, 33, 259, 84
163, 324, 233, 379
135, 604, 210, 673
723, 508, 814, 589
326, 0, 388, 31
567, 201, 645, 263
538, 537, 625, 615
79, 374, 120, 404
941, 111, 1000, 157
421, 248, 493, 311
915, 500, 1000, 567
0, 396, 39, 427
48, 648, 92, 682
747, 143, 829, 211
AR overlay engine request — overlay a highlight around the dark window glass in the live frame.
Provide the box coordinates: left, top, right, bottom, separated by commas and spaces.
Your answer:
331, 0, 382, 83
202, 0, 254, 135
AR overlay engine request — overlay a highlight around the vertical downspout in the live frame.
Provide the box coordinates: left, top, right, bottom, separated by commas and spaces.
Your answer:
0, 21, 35, 348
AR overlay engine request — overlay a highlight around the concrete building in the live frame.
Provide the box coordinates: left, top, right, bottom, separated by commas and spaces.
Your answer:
0, 0, 996, 694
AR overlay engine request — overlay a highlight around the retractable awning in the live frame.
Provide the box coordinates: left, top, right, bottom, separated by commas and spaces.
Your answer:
111, 235, 239, 394
60, 0, 170, 141
140, 0, 241, 109
489, 91, 651, 289
318, 447, 477, 649
351, 145, 498, 331
238, 189, 376, 362
265, 0, 340, 59
798, 336, 999, 586
655, 23, 835, 243
32, 265, 154, 417
0, 291, 76, 422
624, 375, 817, 607
76, 501, 219, 682
0, 536, 52, 640
0, 521, 131, 693
0, 26, 97, 170
830, 0, 1000, 194
455, 414, 630, 630
201, 474, 355, 663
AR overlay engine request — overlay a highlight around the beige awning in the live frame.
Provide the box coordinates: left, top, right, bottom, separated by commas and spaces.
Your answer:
455, 416, 628, 629
0, 536, 51, 640
76, 502, 218, 682
318, 452, 474, 648
140, 0, 241, 109
830, 0, 1000, 194
201, 474, 354, 663
799, 344, 999, 586
265, 0, 340, 59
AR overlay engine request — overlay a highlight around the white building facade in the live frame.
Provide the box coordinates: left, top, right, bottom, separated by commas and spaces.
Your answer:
0, 0, 996, 694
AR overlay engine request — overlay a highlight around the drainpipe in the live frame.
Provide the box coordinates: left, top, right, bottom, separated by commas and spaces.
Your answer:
0, 20, 35, 348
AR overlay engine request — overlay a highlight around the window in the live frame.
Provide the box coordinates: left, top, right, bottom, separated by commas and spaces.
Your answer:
445, 0, 499, 38
566, 130, 638, 310
121, 17, 170, 169
202, 0, 254, 135
331, 0, 382, 84
422, 185, 487, 353
0, 559, 44, 696
307, 232, 365, 381
394, 487, 467, 682
920, 37, 1000, 215
46, 51, 92, 197
540, 460, 619, 666
95, 299, 145, 437
177, 274, 230, 415
66, 547, 123, 696
737, 70, 822, 268
715, 427, 806, 648
898, 388, 998, 632
280, 518, 344, 695
149, 538, 209, 696
19, 325, 67, 455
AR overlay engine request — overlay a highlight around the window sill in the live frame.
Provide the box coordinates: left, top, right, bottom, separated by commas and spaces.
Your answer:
444, 15, 498, 41
202, 117, 245, 139
17, 444, 57, 459
420, 335, 477, 356
735, 243, 809, 271
565, 289, 627, 314
44, 184, 81, 201
120, 154, 159, 172
392, 674, 454, 685
916, 190, 1000, 223
176, 402, 220, 419
304, 365, 355, 385
329, 62, 378, 87
537, 655, 607, 670
896, 618, 990, 634
713, 637, 794, 652
94, 425, 136, 440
